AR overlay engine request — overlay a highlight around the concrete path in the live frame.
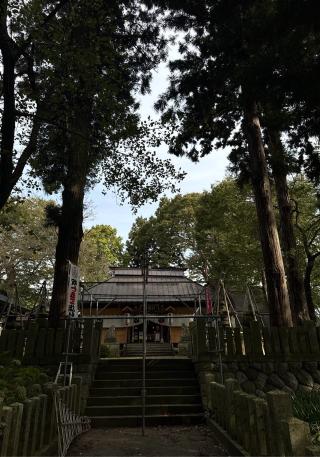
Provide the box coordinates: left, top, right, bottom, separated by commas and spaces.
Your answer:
68, 425, 228, 456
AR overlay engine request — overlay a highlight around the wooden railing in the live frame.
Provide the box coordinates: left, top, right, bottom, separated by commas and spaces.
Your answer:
190, 319, 320, 362
0, 319, 102, 365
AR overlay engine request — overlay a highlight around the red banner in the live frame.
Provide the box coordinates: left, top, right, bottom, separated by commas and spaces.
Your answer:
205, 286, 213, 314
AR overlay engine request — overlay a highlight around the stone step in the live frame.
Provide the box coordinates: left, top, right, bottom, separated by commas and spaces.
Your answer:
90, 413, 204, 427
124, 344, 174, 356
87, 394, 201, 406
89, 386, 200, 397
89, 355, 203, 428
125, 352, 174, 357
91, 378, 198, 388
99, 356, 189, 361
95, 370, 196, 380
86, 403, 203, 417
125, 344, 172, 348
98, 359, 193, 371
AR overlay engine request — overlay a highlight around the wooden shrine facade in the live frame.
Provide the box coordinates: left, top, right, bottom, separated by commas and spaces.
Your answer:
80, 267, 206, 346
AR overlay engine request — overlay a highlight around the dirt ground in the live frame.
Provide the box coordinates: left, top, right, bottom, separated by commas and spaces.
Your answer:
67, 425, 229, 457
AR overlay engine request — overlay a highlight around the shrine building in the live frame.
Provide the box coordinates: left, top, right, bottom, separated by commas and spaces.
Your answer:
81, 267, 206, 347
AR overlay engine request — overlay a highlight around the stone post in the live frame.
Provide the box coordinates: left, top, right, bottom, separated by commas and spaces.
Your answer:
178, 324, 191, 356
72, 376, 83, 414
19, 398, 34, 456
224, 378, 240, 436
39, 394, 48, 452
266, 390, 293, 455
201, 371, 215, 410
0, 406, 13, 457
43, 383, 59, 445
281, 417, 317, 456
30, 396, 41, 455
7, 402, 23, 456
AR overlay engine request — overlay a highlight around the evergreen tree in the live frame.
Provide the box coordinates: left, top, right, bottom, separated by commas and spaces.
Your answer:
27, 0, 183, 320
149, 0, 295, 325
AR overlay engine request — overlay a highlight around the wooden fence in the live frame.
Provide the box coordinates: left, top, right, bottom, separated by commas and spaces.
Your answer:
0, 319, 102, 365
0, 378, 85, 456
190, 319, 320, 362
208, 378, 318, 456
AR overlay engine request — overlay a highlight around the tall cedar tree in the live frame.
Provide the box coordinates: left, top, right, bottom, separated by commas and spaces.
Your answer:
250, 1, 319, 322
228, 1, 320, 321
152, 0, 301, 325
29, 0, 182, 321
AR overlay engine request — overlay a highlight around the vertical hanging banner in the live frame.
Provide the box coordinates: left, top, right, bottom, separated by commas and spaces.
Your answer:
205, 286, 213, 314
66, 262, 80, 317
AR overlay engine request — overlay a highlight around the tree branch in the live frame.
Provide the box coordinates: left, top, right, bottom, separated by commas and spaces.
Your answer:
11, 117, 41, 188
16, 0, 69, 61
292, 197, 311, 257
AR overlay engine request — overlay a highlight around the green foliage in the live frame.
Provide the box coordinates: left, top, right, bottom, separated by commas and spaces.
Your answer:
152, 0, 320, 183
125, 176, 320, 304
99, 344, 111, 358
290, 177, 320, 310
293, 390, 320, 442
0, 198, 57, 307
125, 193, 200, 267
14, 385, 27, 402
194, 180, 262, 288
0, 352, 49, 405
79, 225, 124, 282
28, 383, 42, 397
0, 198, 125, 305
23, 0, 184, 208
125, 178, 262, 290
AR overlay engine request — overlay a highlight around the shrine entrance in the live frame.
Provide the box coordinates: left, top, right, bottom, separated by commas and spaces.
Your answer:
128, 320, 170, 343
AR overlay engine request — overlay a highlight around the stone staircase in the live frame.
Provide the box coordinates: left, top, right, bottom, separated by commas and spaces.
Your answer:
123, 343, 174, 357
86, 358, 203, 427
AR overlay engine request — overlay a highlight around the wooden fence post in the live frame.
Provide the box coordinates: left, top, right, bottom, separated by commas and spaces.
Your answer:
250, 322, 263, 357
0, 329, 9, 353
24, 323, 39, 364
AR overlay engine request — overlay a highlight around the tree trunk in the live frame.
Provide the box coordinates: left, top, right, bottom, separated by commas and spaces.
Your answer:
49, 105, 91, 322
0, 1, 16, 209
261, 268, 268, 305
304, 254, 318, 321
243, 100, 292, 327
268, 129, 309, 323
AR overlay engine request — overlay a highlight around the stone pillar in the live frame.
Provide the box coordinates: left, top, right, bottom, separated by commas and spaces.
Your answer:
178, 324, 191, 356
281, 417, 312, 456
266, 390, 293, 455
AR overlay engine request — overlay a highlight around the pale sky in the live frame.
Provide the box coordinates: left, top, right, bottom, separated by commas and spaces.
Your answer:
85, 56, 229, 240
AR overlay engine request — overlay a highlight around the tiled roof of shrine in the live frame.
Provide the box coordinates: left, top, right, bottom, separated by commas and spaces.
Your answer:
82, 268, 205, 303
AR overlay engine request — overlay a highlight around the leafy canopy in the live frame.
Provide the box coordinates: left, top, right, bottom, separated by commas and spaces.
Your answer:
125, 179, 262, 290
79, 225, 124, 282
0, 198, 124, 305
21, 0, 184, 207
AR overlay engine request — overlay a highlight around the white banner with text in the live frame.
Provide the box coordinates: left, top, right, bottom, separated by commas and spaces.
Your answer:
66, 262, 80, 317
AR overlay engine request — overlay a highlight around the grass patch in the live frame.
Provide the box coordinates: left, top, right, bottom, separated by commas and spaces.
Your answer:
293, 390, 320, 444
